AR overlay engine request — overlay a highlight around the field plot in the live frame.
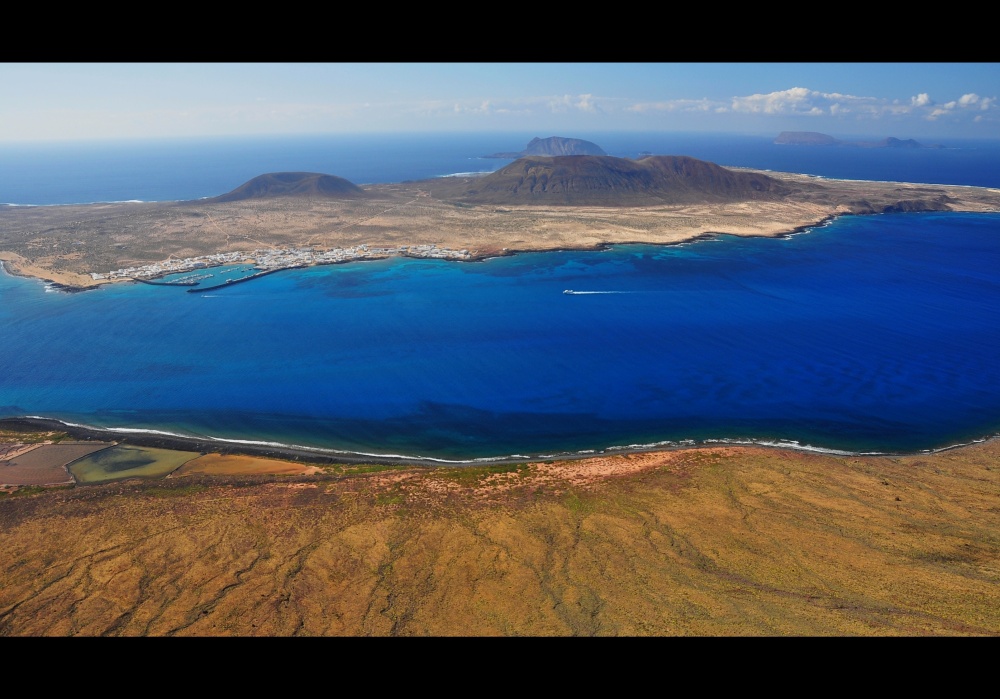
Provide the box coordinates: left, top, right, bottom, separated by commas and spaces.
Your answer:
69, 445, 199, 483
172, 453, 321, 478
0, 442, 113, 486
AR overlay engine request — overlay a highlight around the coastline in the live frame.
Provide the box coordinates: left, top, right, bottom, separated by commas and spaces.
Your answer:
5, 415, 997, 471
0, 210, 849, 293
0, 254, 106, 291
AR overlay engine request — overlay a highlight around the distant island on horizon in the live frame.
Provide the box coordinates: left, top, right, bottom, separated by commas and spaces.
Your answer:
483, 136, 608, 158
774, 131, 943, 149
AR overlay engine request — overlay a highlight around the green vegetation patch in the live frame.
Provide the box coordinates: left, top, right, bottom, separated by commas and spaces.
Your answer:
431, 462, 531, 484
375, 491, 406, 506
7, 485, 46, 497
0, 429, 67, 444
2, 484, 73, 498
564, 491, 586, 513
69, 445, 200, 483
322, 462, 416, 476
144, 483, 210, 498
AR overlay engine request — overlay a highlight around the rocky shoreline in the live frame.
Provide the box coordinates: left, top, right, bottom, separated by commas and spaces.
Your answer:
5, 415, 997, 473
0, 417, 415, 467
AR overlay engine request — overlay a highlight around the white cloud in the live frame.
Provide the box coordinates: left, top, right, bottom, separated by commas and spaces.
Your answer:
436, 86, 1000, 134
449, 97, 534, 118
719, 86, 998, 126
729, 87, 893, 118
547, 95, 574, 113
448, 100, 496, 115
731, 87, 817, 115
627, 98, 722, 114
884, 102, 913, 116
575, 94, 597, 113
955, 93, 996, 111
544, 94, 594, 113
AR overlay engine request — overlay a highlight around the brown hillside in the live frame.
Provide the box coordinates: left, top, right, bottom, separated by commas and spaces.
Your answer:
2, 436, 998, 636
459, 155, 793, 206
207, 172, 367, 203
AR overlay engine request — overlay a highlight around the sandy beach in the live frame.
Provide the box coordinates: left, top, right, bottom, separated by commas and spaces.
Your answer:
0, 252, 104, 289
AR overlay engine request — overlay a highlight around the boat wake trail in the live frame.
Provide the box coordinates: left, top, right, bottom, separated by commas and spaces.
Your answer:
563, 289, 636, 295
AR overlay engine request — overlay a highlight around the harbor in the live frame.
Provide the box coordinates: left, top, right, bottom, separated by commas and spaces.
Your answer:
93, 244, 474, 289
187, 266, 303, 292
132, 273, 214, 287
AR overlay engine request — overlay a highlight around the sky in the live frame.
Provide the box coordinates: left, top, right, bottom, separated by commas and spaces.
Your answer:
3, 62, 999, 143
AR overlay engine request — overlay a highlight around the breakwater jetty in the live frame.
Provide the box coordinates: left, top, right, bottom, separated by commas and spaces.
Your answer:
133, 277, 199, 287
186, 266, 302, 293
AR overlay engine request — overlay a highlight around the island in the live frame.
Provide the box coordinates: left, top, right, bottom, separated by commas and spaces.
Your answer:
482, 135, 608, 158
775, 131, 943, 148
2, 154, 998, 291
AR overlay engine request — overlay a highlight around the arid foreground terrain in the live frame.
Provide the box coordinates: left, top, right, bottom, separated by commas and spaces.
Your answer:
1, 426, 998, 636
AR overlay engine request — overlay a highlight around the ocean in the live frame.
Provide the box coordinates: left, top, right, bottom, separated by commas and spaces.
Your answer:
2, 131, 1000, 461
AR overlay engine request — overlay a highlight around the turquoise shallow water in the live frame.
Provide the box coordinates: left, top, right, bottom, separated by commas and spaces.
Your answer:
3, 211, 1000, 461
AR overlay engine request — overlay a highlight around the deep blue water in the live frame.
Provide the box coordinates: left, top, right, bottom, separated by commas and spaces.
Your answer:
2, 132, 1000, 460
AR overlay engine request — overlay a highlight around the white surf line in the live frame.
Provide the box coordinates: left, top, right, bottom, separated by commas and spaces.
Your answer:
22, 416, 518, 465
